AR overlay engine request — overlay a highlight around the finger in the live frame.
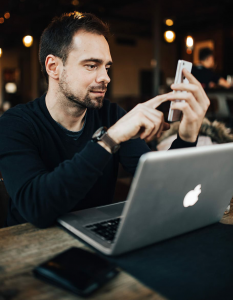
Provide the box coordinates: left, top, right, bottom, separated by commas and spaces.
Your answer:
130, 106, 165, 140
144, 92, 173, 109
154, 115, 165, 139
139, 107, 169, 140
144, 115, 165, 141
131, 103, 161, 118
140, 111, 163, 139
145, 116, 170, 142
171, 84, 209, 113
171, 81, 204, 100
132, 104, 164, 124
171, 101, 197, 122
182, 68, 202, 85
167, 92, 202, 116
181, 68, 207, 102
172, 69, 209, 110
131, 108, 170, 141
139, 116, 159, 140
141, 104, 165, 119
174, 68, 207, 96
135, 107, 165, 140
145, 122, 170, 142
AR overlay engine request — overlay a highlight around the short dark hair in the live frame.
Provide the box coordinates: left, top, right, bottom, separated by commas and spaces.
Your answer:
199, 47, 213, 61
39, 11, 109, 83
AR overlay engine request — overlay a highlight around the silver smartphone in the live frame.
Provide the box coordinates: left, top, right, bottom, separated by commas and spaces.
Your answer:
167, 60, 193, 122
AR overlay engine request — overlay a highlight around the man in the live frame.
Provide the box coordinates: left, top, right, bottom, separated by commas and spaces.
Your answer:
192, 47, 231, 90
0, 12, 209, 228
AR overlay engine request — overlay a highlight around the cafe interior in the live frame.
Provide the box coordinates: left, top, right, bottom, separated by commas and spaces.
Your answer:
1, 0, 233, 299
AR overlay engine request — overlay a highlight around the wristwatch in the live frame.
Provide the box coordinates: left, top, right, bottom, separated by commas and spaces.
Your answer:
92, 126, 120, 154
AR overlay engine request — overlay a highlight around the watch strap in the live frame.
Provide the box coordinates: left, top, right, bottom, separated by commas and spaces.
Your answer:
101, 131, 120, 153
92, 127, 120, 154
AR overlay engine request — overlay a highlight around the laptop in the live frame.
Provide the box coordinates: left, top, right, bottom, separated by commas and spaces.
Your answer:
58, 143, 233, 256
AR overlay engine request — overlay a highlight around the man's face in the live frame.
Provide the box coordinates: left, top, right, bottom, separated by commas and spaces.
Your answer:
206, 55, 215, 69
58, 30, 112, 109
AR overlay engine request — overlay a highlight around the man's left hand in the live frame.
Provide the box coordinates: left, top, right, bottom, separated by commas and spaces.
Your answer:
167, 68, 210, 142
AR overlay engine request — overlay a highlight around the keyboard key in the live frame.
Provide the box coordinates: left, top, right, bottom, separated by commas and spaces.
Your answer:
84, 218, 121, 243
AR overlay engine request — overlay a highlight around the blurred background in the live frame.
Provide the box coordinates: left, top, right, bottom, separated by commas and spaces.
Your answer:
1, 0, 233, 125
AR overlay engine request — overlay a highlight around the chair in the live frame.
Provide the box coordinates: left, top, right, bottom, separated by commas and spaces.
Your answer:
0, 173, 9, 228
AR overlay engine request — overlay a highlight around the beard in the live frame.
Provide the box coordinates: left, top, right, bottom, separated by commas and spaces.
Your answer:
58, 70, 107, 110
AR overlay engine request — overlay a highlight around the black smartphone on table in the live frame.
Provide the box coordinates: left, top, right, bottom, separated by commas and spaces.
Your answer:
33, 247, 118, 297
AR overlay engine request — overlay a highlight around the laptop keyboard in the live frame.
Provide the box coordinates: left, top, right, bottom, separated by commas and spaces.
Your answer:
84, 217, 121, 244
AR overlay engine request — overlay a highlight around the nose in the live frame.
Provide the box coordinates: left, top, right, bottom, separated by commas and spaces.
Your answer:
96, 66, 111, 84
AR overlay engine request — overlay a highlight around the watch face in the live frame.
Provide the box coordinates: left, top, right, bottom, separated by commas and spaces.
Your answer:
92, 126, 120, 153
93, 127, 103, 138
92, 126, 107, 140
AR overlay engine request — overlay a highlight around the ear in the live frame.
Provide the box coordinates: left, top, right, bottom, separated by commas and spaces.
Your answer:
45, 55, 62, 81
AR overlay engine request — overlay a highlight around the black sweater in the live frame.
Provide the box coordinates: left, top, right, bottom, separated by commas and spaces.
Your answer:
0, 95, 196, 228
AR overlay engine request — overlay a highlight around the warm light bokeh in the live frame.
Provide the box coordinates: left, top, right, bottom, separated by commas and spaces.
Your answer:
165, 19, 174, 26
72, 0, 79, 5
0, 18, 4, 24
186, 36, 194, 47
22, 35, 33, 47
0, 48, 2, 57
4, 12, 10, 19
164, 31, 176, 43
5, 82, 17, 94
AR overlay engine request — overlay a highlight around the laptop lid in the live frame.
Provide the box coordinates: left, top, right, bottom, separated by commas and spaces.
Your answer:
111, 143, 233, 255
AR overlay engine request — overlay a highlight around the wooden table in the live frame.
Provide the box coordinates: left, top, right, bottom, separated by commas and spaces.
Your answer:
0, 205, 232, 300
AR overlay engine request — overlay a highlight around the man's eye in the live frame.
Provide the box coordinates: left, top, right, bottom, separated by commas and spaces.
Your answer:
86, 65, 97, 70
106, 67, 111, 73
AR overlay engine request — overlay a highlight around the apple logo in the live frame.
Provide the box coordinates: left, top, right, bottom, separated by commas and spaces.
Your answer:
183, 184, 201, 207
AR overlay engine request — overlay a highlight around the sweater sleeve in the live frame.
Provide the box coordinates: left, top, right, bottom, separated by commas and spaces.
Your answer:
169, 133, 198, 149
0, 115, 112, 228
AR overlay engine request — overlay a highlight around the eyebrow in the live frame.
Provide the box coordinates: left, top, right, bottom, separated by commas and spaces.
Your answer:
80, 58, 113, 65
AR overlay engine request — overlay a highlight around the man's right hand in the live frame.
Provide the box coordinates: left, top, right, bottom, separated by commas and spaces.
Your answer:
107, 94, 171, 144
107, 69, 210, 146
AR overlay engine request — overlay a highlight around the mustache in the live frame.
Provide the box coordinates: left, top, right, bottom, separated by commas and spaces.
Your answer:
89, 84, 107, 92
